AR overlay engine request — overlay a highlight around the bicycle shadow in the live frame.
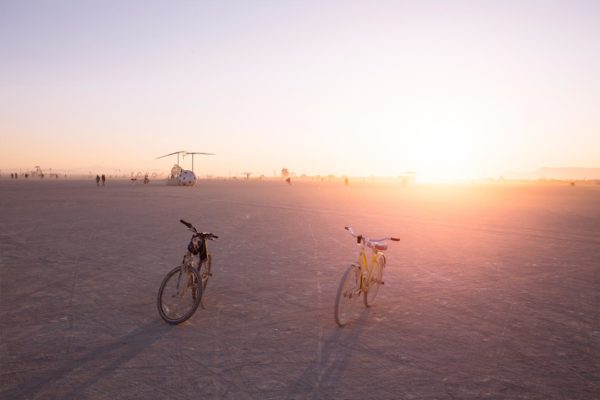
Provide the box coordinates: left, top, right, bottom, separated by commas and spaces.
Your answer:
3, 319, 173, 400
286, 308, 371, 399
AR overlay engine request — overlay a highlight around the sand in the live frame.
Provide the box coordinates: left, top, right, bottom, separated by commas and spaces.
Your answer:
1, 179, 598, 399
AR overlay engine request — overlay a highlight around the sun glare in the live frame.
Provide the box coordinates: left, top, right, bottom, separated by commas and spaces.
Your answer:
413, 131, 471, 182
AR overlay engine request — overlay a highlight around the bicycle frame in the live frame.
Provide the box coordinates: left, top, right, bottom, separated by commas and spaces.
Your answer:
353, 241, 384, 294
345, 226, 396, 294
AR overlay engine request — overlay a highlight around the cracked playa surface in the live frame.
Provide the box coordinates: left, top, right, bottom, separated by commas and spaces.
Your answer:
1, 179, 599, 399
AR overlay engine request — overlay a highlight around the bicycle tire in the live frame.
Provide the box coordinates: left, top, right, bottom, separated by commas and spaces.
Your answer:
198, 254, 212, 290
157, 265, 203, 324
364, 254, 385, 307
334, 265, 361, 327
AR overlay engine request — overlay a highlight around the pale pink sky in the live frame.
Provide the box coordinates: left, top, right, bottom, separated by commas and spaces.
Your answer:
1, 1, 599, 180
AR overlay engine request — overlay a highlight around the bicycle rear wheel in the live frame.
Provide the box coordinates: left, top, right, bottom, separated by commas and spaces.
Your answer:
334, 265, 361, 327
364, 254, 385, 307
198, 254, 212, 290
157, 265, 202, 324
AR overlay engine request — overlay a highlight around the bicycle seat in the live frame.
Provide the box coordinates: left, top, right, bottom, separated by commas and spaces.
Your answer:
368, 240, 388, 251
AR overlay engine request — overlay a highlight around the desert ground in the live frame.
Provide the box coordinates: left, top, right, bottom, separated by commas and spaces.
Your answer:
1, 178, 598, 399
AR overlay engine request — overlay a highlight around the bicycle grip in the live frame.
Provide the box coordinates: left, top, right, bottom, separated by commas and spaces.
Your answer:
180, 219, 192, 228
391, 237, 400, 242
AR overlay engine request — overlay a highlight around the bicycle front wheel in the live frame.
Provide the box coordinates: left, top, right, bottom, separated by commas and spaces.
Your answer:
157, 265, 203, 324
364, 254, 385, 307
334, 265, 361, 327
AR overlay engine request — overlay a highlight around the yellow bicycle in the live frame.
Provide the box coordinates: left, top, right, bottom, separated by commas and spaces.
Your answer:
334, 226, 400, 327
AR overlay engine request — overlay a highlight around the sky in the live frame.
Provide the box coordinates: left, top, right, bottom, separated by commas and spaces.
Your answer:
1, 0, 599, 181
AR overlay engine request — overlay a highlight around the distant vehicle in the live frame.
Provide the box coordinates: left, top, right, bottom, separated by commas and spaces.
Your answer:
156, 151, 215, 186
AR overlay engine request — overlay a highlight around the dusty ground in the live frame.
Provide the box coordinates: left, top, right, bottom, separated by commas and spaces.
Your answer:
1, 179, 598, 399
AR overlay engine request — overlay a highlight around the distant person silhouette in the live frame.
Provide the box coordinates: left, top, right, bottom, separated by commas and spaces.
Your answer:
96, 175, 100, 186
10, 173, 14, 179
286, 177, 291, 185
344, 177, 349, 186
101, 174, 106, 186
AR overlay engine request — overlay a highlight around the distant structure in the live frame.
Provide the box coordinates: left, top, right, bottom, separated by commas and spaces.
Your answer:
281, 168, 290, 179
399, 171, 416, 187
156, 151, 214, 186
31, 166, 45, 178
507, 167, 600, 181
243, 172, 252, 180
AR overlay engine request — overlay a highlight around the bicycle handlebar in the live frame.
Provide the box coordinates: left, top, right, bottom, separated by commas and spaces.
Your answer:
345, 226, 400, 243
180, 219, 219, 240
180, 219, 194, 229
203, 233, 219, 240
